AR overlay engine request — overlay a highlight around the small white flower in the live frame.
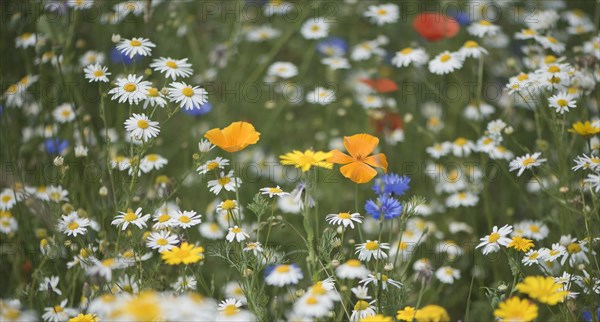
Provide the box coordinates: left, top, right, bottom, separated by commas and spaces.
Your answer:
467, 20, 500, 38
167, 82, 208, 110
509, 152, 546, 176
38, 276, 62, 295
392, 47, 429, 68
146, 230, 179, 252
207, 170, 241, 195
174, 210, 202, 229
435, 266, 461, 284
226, 225, 249, 242
124, 113, 160, 142
259, 186, 289, 198
428, 51, 464, 75
336, 259, 370, 280
355, 240, 389, 262
196, 157, 229, 174
84, 64, 110, 82
74, 145, 88, 157
111, 207, 150, 230
267, 62, 298, 79
301, 17, 329, 39
476, 225, 513, 255
306, 87, 335, 105
116, 37, 156, 58
150, 57, 193, 80
52, 103, 76, 123
548, 92, 577, 114
108, 74, 151, 105
58, 211, 90, 237
363, 3, 399, 25
325, 212, 363, 229
265, 264, 303, 287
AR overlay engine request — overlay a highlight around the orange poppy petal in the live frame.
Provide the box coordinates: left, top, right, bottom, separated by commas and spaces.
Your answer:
327, 149, 355, 165
344, 134, 379, 159
363, 153, 388, 172
340, 161, 378, 184
204, 129, 227, 149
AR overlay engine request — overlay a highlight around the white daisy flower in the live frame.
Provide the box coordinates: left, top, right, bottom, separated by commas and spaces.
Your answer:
199, 222, 225, 240
476, 224, 513, 255
0, 211, 18, 234
321, 56, 350, 70
306, 87, 335, 105
451, 137, 475, 157
539, 243, 567, 262
435, 266, 461, 284
467, 20, 500, 38
428, 51, 464, 75
52, 103, 76, 123
217, 298, 255, 321
124, 113, 160, 142
445, 191, 479, 208
244, 241, 263, 256
522, 249, 542, 266
350, 40, 385, 61
358, 94, 384, 109
267, 62, 298, 79
535, 35, 565, 53
150, 57, 193, 80
167, 81, 208, 110
392, 47, 429, 68
245, 25, 281, 42
515, 28, 539, 40
208, 170, 241, 195
146, 230, 179, 252
38, 276, 62, 295
174, 210, 202, 229
548, 92, 576, 114
111, 207, 150, 230
74, 145, 88, 157
47, 185, 69, 203
15, 32, 36, 49
116, 37, 156, 58
66, 0, 94, 10
196, 157, 229, 174
140, 154, 168, 173
585, 173, 600, 193
355, 240, 389, 262
79, 50, 105, 67
259, 186, 289, 198
426, 142, 451, 159
84, 64, 110, 83
464, 102, 494, 121
293, 293, 335, 319
458, 40, 488, 58
509, 152, 546, 176
572, 154, 600, 172
142, 87, 167, 109
265, 264, 303, 286
335, 259, 370, 279
0, 189, 17, 210
58, 211, 90, 237
351, 285, 372, 300
226, 226, 249, 242
360, 273, 402, 290
42, 299, 77, 322
108, 74, 151, 105
263, 0, 293, 16
325, 212, 362, 229
300, 17, 329, 39
363, 3, 399, 25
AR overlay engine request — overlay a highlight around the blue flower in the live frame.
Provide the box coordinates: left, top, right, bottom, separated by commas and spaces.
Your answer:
372, 173, 410, 196
316, 37, 348, 57
110, 47, 138, 65
182, 102, 212, 116
44, 138, 68, 155
583, 305, 600, 322
365, 194, 403, 220
446, 8, 470, 26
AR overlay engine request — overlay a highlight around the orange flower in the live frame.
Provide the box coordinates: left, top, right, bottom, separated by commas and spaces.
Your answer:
328, 133, 388, 184
204, 121, 260, 153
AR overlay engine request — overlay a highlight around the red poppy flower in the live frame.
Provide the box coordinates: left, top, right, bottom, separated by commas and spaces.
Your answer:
412, 13, 460, 42
372, 111, 404, 134
360, 78, 398, 93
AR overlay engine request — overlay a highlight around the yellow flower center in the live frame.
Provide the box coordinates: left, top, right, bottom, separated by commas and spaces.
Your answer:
130, 40, 142, 47
547, 65, 560, 73
311, 25, 320, 32
529, 252, 539, 260
1, 195, 12, 203
137, 119, 149, 129
224, 305, 238, 316
207, 161, 220, 170
231, 227, 242, 233
377, 8, 387, 15
147, 88, 159, 97
123, 83, 137, 92
517, 74, 529, 81
123, 212, 137, 222
365, 241, 379, 250
354, 300, 370, 311
464, 40, 478, 48
311, 283, 327, 296
567, 243, 581, 254
556, 99, 568, 107
166, 60, 178, 68
222, 200, 236, 210
93, 70, 104, 77
488, 232, 500, 243
54, 306, 64, 313
179, 216, 191, 223
547, 36, 558, 44
454, 137, 467, 146
530, 225, 540, 233
306, 296, 319, 305
479, 20, 492, 26
68, 222, 80, 230
181, 87, 194, 97
275, 264, 290, 273
440, 54, 451, 62
157, 238, 168, 246
338, 212, 351, 219
400, 47, 413, 55
146, 154, 158, 162
523, 29, 536, 35
346, 259, 362, 267
269, 187, 283, 194
521, 157, 536, 166
158, 214, 170, 222
218, 177, 231, 185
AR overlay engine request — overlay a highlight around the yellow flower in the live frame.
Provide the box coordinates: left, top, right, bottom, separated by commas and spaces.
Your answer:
359, 314, 393, 322
568, 121, 600, 137
414, 305, 450, 322
508, 236, 534, 252
516, 276, 569, 305
68, 314, 99, 322
493, 297, 538, 322
328, 133, 388, 184
161, 242, 204, 265
204, 121, 260, 152
280, 149, 333, 172
397, 306, 417, 321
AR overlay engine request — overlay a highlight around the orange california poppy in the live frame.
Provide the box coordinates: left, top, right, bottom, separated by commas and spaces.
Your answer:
328, 133, 388, 184
204, 121, 260, 153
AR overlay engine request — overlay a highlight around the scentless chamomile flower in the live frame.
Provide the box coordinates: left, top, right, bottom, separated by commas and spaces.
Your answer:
108, 75, 151, 105
142, 87, 167, 109
467, 20, 500, 37
326, 212, 363, 229
116, 37, 155, 58
429, 51, 464, 75
208, 170, 241, 195
167, 82, 208, 110
196, 157, 229, 174
355, 240, 389, 262
458, 40, 488, 58
535, 35, 565, 53
321, 56, 351, 70
146, 230, 178, 252
174, 210, 202, 229
265, 264, 303, 287
52, 103, 76, 123
226, 226, 250, 242
245, 25, 281, 42
360, 273, 402, 290
306, 87, 336, 105
476, 224, 513, 255
509, 152, 546, 176
111, 207, 150, 230
58, 211, 91, 237
267, 62, 298, 79
259, 186, 289, 198
150, 57, 193, 80
84, 64, 110, 83
435, 266, 461, 284
42, 299, 77, 322
392, 47, 429, 68
199, 222, 226, 240
336, 259, 371, 279
350, 299, 377, 321
363, 3, 399, 25
139, 154, 168, 173
301, 17, 329, 39
124, 113, 160, 142
38, 276, 61, 295
548, 92, 577, 114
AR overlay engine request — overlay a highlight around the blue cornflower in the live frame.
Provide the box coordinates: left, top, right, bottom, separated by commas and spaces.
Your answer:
182, 102, 212, 116
372, 173, 410, 196
316, 37, 348, 57
44, 138, 68, 155
365, 194, 403, 220
583, 305, 600, 322
110, 47, 138, 65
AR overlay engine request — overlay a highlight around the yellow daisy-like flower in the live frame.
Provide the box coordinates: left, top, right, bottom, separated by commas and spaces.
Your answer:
279, 149, 333, 172
68, 313, 99, 322
161, 242, 204, 265
568, 121, 600, 137
508, 236, 534, 252
396, 306, 417, 321
493, 297, 538, 322
414, 305, 450, 322
359, 314, 393, 322
516, 276, 569, 305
